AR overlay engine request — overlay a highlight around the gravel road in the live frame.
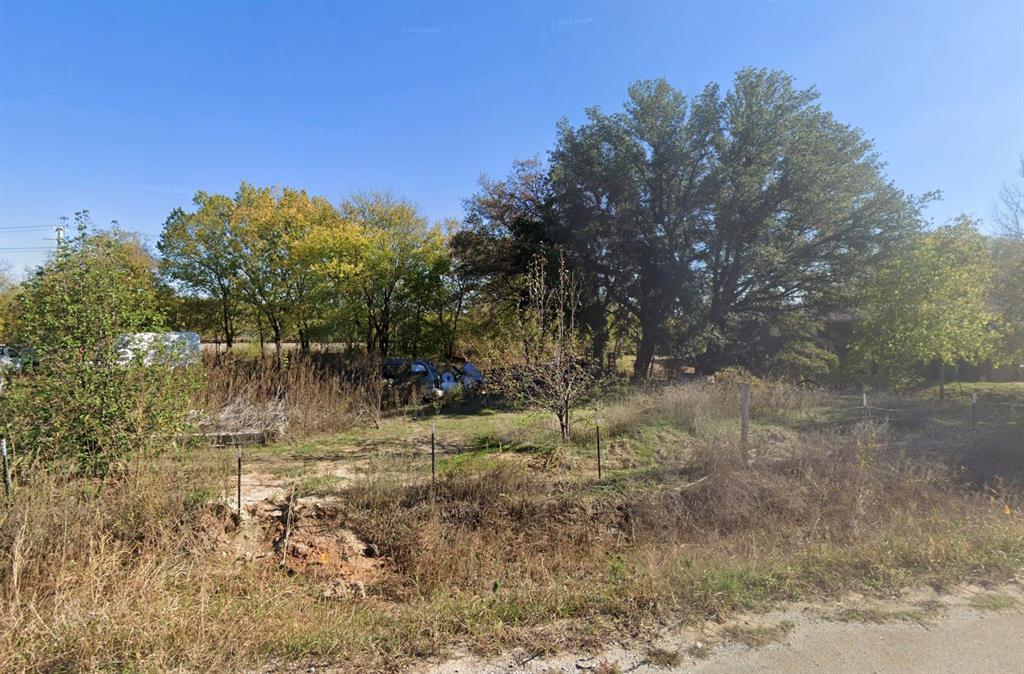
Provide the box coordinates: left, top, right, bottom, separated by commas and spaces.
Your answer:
426, 584, 1024, 674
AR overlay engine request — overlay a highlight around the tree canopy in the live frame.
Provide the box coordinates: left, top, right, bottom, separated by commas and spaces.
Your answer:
472, 68, 925, 377
94, 69, 1020, 386
158, 186, 456, 359
848, 217, 998, 388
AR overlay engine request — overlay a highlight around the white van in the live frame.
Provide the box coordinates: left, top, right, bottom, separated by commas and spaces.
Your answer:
115, 332, 201, 366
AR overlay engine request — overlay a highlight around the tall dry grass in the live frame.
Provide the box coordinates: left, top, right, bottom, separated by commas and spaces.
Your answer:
2, 381, 1022, 672
0, 450, 230, 672
199, 353, 384, 440
334, 424, 1023, 652
598, 380, 835, 434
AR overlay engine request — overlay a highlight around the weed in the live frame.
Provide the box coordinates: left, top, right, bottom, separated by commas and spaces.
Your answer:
723, 620, 795, 648
831, 604, 942, 626
295, 473, 345, 497
968, 593, 1020, 611
645, 646, 682, 667
686, 641, 713, 660
594, 659, 621, 674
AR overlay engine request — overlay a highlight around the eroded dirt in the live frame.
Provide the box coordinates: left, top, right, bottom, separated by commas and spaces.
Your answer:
229, 457, 358, 518
219, 485, 386, 600
273, 501, 385, 597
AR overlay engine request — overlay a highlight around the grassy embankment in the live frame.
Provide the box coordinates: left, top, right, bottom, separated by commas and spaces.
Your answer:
2, 381, 1022, 672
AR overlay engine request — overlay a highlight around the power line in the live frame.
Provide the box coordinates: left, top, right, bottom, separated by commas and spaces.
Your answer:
0, 225, 57, 232
0, 247, 53, 252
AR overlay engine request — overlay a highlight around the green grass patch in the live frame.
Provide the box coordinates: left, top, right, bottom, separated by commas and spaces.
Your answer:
917, 381, 1024, 404
437, 446, 503, 474
967, 593, 1020, 611
831, 602, 944, 626
295, 473, 346, 497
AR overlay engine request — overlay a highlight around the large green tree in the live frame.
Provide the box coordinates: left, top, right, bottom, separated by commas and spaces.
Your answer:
228, 183, 341, 355
848, 217, 997, 388
550, 79, 719, 377
694, 69, 923, 372
338, 193, 448, 358
455, 160, 558, 359
158, 192, 240, 347
546, 69, 923, 377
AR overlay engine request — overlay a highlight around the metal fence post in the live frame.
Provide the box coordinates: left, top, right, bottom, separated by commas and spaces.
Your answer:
971, 393, 977, 450
740, 384, 750, 466
236, 447, 242, 522
595, 414, 602, 480
1, 438, 11, 499
431, 421, 436, 485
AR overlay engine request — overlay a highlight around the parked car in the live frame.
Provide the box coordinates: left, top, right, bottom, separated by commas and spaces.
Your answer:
439, 360, 485, 392
0, 345, 29, 373
381, 358, 445, 402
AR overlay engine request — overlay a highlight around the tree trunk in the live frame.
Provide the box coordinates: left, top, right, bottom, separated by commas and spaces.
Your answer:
591, 328, 608, 373
582, 300, 608, 372
696, 344, 721, 376
634, 326, 658, 380
411, 308, 421, 359
557, 408, 571, 441
379, 311, 391, 359
446, 292, 464, 359
693, 310, 729, 375
221, 292, 234, 349
272, 322, 283, 360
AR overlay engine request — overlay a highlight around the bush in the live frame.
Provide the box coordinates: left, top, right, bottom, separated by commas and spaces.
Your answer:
1, 220, 200, 478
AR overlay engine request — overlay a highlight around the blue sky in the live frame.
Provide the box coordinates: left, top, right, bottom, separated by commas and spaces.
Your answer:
1, 1, 1022, 276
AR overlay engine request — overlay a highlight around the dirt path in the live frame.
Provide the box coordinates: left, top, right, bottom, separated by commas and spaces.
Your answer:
426, 584, 1024, 674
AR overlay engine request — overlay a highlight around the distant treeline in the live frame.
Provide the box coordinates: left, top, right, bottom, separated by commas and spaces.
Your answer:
3, 68, 1021, 387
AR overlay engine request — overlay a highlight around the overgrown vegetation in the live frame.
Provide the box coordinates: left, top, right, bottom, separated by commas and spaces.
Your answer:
3, 381, 1021, 672
2, 218, 200, 478
199, 352, 384, 440
0, 67, 1022, 674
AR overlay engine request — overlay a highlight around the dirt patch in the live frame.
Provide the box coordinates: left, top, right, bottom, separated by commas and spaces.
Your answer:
240, 470, 288, 512
231, 457, 358, 519
270, 499, 386, 597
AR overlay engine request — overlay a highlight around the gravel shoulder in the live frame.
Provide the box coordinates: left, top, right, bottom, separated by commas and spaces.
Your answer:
425, 583, 1024, 674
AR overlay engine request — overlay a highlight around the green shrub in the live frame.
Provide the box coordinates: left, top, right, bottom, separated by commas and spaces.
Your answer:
2, 217, 201, 478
